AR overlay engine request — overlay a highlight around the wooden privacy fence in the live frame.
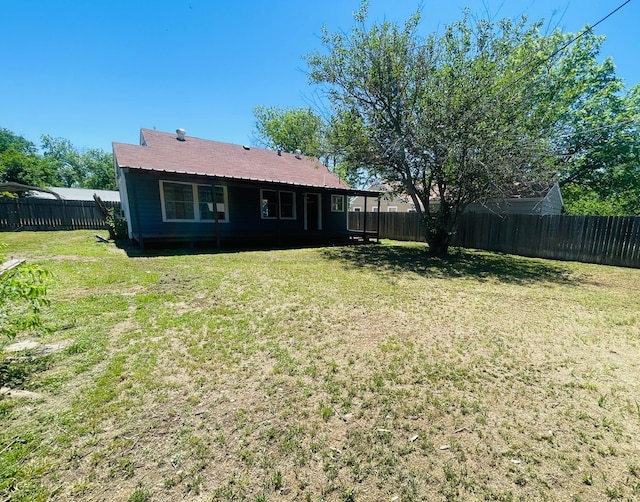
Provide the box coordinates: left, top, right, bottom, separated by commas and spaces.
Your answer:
0, 198, 120, 231
348, 212, 640, 268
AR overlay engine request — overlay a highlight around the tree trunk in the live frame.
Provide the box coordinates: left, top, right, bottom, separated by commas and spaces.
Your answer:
427, 229, 450, 256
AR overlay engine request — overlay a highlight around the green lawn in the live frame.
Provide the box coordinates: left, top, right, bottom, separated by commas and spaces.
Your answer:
1, 231, 639, 501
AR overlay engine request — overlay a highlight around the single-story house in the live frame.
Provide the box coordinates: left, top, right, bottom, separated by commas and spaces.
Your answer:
112, 129, 379, 248
350, 180, 563, 216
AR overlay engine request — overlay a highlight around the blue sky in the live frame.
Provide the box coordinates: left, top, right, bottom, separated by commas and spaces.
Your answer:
1, 0, 637, 153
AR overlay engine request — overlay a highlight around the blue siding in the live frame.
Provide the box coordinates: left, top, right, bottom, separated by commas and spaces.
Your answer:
123, 170, 353, 245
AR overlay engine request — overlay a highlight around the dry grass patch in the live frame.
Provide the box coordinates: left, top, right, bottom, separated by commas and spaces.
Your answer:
0, 231, 639, 501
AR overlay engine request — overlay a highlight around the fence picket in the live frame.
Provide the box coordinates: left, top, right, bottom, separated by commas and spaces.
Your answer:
0, 198, 118, 231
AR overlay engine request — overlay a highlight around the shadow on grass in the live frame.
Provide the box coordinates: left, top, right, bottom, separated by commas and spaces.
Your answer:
322, 243, 577, 285
0, 353, 52, 389
115, 237, 353, 258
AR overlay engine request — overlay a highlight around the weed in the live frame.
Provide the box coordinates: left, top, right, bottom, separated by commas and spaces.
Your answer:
341, 486, 356, 501
319, 403, 333, 422
127, 487, 151, 502
604, 483, 624, 499
271, 470, 283, 491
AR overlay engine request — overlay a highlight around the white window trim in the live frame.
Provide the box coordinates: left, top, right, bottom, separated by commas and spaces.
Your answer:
159, 180, 228, 223
260, 189, 297, 220
387, 206, 398, 212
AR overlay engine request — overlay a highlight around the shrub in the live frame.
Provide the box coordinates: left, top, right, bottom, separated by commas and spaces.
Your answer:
105, 207, 128, 240
0, 245, 50, 340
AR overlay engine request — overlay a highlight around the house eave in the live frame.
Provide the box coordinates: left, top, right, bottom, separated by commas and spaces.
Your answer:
120, 165, 378, 197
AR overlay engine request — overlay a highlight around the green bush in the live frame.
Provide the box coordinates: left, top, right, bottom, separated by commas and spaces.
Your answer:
0, 246, 50, 340
105, 207, 128, 240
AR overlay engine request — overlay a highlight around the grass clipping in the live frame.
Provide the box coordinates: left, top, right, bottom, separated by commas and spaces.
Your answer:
1, 231, 639, 501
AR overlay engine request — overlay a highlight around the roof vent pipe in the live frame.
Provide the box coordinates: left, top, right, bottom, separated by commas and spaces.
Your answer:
176, 128, 186, 141
277, 149, 282, 156
294, 148, 302, 159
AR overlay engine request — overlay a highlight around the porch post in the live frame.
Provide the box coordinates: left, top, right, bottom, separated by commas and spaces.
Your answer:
363, 195, 368, 241
212, 180, 221, 251
376, 195, 381, 243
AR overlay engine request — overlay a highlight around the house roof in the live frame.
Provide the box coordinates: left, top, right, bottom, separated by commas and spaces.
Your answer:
113, 129, 372, 194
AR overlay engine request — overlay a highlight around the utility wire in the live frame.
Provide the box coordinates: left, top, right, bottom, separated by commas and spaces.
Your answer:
536, 0, 631, 70
482, 0, 636, 152
501, 0, 633, 94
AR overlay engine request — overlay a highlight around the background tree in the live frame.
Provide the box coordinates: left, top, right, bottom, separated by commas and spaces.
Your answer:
82, 148, 117, 190
252, 106, 324, 157
253, 105, 372, 187
306, 5, 638, 254
40, 135, 115, 190
1, 128, 116, 191
0, 128, 56, 187
323, 109, 375, 188
554, 79, 640, 215
40, 135, 85, 188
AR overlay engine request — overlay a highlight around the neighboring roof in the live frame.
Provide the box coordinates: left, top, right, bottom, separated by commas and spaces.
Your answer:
0, 182, 62, 199
113, 129, 373, 194
508, 181, 558, 199
367, 179, 559, 202
31, 187, 120, 202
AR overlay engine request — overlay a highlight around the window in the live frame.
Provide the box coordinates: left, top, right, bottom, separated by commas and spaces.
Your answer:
279, 191, 295, 219
162, 181, 194, 220
261, 189, 278, 219
198, 185, 226, 221
387, 206, 398, 212
352, 207, 361, 212
261, 189, 296, 219
160, 181, 228, 222
331, 194, 345, 212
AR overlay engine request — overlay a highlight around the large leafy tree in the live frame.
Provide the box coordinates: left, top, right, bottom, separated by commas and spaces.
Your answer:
306, 4, 638, 253
252, 106, 324, 158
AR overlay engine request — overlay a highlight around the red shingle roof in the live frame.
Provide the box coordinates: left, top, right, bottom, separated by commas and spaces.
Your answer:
113, 129, 351, 190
